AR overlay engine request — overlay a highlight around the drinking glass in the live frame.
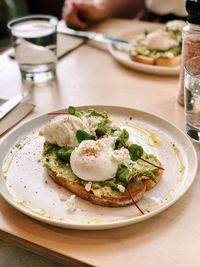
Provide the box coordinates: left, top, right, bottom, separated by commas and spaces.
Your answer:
8, 15, 58, 82
184, 56, 200, 142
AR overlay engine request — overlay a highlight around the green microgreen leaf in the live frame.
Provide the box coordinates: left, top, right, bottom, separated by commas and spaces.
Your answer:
116, 164, 157, 185
117, 165, 131, 184
121, 129, 129, 144
128, 144, 143, 161
76, 130, 95, 144
68, 106, 76, 115
85, 109, 108, 119
115, 129, 129, 149
46, 143, 60, 153
67, 106, 81, 117
56, 147, 74, 163
95, 122, 109, 137
115, 139, 123, 149
128, 169, 157, 183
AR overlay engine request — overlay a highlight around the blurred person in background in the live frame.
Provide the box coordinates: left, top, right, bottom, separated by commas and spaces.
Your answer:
62, 0, 186, 30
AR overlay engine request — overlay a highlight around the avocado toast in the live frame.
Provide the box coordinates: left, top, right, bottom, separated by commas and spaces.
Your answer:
41, 107, 164, 209
129, 20, 185, 67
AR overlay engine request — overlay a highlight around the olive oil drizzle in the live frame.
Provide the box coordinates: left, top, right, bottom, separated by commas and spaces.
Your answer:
14, 198, 105, 224
142, 144, 185, 213
169, 143, 185, 186
111, 119, 162, 146
126, 123, 162, 147
14, 198, 65, 221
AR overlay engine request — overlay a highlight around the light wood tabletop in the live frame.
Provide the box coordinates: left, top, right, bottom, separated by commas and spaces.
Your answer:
0, 19, 200, 267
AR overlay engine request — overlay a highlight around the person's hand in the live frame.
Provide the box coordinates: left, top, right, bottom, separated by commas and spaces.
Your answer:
62, 0, 109, 29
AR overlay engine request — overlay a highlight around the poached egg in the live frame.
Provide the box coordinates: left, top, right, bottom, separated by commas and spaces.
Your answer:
42, 114, 105, 147
70, 139, 118, 182
42, 114, 90, 147
166, 20, 186, 31
70, 139, 131, 182
142, 30, 178, 51
41, 114, 103, 147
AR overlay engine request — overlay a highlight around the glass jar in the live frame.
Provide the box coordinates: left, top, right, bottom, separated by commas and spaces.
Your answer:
177, 0, 200, 106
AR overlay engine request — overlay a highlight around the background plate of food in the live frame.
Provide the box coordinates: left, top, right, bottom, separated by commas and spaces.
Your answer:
108, 20, 185, 76
0, 106, 197, 230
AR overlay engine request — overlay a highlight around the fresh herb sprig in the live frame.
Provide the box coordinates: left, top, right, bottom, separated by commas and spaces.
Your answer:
56, 147, 74, 163
68, 106, 108, 119
115, 129, 129, 149
76, 130, 96, 144
117, 164, 157, 184
117, 165, 145, 214
95, 121, 110, 137
48, 106, 108, 119
68, 106, 82, 117
129, 144, 164, 170
115, 139, 164, 171
127, 179, 144, 215
128, 144, 143, 161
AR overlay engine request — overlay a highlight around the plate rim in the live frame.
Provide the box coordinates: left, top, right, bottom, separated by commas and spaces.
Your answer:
0, 105, 198, 230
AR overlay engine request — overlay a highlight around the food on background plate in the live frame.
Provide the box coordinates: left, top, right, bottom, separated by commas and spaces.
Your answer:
129, 20, 186, 67
41, 107, 164, 212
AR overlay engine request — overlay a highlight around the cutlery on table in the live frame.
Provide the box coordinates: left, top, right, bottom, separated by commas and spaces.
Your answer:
0, 92, 28, 120
57, 27, 131, 47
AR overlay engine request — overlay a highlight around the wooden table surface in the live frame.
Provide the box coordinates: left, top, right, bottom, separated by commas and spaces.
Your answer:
0, 19, 200, 267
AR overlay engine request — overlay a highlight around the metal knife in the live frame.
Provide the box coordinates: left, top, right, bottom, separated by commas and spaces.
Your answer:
57, 27, 130, 46
0, 92, 27, 120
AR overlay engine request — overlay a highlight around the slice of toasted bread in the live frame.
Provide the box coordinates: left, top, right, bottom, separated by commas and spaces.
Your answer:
130, 54, 155, 65
42, 142, 163, 208
143, 168, 163, 191
155, 56, 180, 67
130, 53, 180, 67
48, 168, 146, 207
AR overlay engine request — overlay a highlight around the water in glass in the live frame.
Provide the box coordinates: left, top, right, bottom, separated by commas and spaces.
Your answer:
12, 19, 57, 82
185, 74, 200, 142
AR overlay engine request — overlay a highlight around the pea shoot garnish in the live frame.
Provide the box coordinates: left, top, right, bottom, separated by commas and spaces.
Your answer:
76, 130, 95, 144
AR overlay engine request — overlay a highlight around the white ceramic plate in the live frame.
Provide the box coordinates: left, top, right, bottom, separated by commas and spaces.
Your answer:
0, 106, 197, 230
108, 24, 180, 76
